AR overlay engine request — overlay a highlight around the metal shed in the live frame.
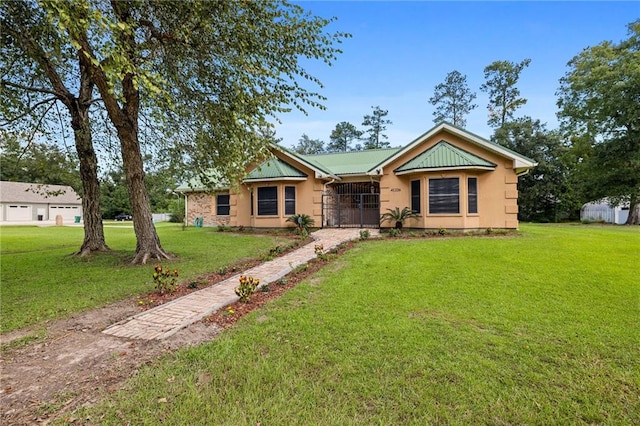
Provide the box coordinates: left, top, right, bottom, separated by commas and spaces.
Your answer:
580, 199, 629, 224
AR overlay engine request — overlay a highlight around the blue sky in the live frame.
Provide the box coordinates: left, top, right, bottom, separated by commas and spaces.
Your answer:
274, 1, 638, 149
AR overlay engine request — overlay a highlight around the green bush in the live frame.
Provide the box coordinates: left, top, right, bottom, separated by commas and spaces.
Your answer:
286, 213, 315, 234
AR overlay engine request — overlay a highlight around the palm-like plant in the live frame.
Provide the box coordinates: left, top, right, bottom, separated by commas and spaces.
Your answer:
286, 213, 315, 234
380, 207, 420, 229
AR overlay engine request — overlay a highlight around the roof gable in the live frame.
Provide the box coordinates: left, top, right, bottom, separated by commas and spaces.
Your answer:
0, 181, 81, 204
244, 158, 307, 182
273, 144, 337, 179
374, 122, 537, 176
395, 141, 496, 174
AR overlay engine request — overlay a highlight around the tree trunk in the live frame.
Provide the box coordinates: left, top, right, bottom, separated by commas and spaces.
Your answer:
119, 126, 171, 264
70, 104, 110, 255
74, 2, 171, 265
626, 195, 640, 225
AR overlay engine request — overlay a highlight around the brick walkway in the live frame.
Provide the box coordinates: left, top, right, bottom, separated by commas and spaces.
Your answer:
103, 228, 377, 340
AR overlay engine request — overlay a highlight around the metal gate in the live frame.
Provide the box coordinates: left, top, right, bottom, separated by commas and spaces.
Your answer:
322, 182, 380, 228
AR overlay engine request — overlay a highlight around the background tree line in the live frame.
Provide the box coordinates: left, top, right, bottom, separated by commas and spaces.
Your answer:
291, 21, 639, 224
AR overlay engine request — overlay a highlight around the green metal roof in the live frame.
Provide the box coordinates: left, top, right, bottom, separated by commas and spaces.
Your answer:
303, 148, 401, 175
244, 157, 307, 181
176, 171, 229, 192
395, 140, 496, 173
275, 143, 335, 177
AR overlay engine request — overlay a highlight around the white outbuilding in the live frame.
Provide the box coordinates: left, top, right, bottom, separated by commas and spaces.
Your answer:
0, 181, 83, 223
580, 199, 629, 224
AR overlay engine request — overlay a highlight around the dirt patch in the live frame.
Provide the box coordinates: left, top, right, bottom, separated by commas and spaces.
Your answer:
0, 239, 350, 425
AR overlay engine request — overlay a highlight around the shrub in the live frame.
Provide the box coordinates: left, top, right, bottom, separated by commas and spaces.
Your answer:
438, 227, 448, 236
277, 278, 288, 286
153, 264, 179, 294
235, 275, 260, 303
359, 229, 371, 240
388, 228, 401, 237
380, 207, 420, 229
286, 213, 315, 234
187, 280, 206, 289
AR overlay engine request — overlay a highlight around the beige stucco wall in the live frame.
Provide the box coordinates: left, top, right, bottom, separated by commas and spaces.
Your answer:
379, 129, 519, 229
185, 128, 522, 230
185, 151, 326, 229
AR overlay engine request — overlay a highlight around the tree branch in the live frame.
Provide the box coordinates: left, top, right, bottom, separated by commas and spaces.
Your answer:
0, 96, 58, 126
1, 80, 63, 97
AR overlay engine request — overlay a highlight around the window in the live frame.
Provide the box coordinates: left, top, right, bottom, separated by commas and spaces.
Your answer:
467, 177, 478, 214
250, 191, 254, 216
257, 186, 278, 216
429, 178, 459, 214
410, 179, 421, 213
217, 194, 230, 215
285, 186, 296, 215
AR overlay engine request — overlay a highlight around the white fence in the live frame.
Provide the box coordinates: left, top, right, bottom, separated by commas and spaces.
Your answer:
152, 213, 172, 223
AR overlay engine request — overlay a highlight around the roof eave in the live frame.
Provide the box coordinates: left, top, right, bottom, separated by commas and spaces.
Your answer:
395, 166, 496, 176
515, 161, 538, 176
373, 122, 536, 171
271, 143, 339, 180
243, 177, 308, 183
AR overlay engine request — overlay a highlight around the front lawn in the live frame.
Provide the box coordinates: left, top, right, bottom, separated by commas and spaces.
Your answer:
0, 223, 291, 333
78, 224, 640, 425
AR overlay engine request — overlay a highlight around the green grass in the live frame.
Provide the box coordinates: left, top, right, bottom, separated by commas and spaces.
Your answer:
0, 223, 291, 333
76, 224, 640, 425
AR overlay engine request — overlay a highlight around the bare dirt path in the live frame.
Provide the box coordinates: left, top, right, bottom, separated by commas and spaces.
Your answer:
1, 298, 224, 425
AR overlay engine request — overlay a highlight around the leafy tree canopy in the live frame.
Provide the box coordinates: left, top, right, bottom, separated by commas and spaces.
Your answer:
0, 131, 80, 191
292, 134, 325, 155
557, 20, 640, 224
41, 0, 349, 187
327, 121, 362, 152
494, 118, 577, 222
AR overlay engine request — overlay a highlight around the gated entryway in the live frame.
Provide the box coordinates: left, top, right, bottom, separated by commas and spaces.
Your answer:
322, 182, 380, 228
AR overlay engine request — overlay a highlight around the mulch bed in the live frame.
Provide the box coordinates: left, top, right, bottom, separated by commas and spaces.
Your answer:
202, 243, 350, 328
134, 236, 356, 328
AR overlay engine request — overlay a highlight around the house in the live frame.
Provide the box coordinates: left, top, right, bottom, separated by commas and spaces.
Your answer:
580, 199, 629, 224
0, 181, 83, 223
177, 123, 537, 230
